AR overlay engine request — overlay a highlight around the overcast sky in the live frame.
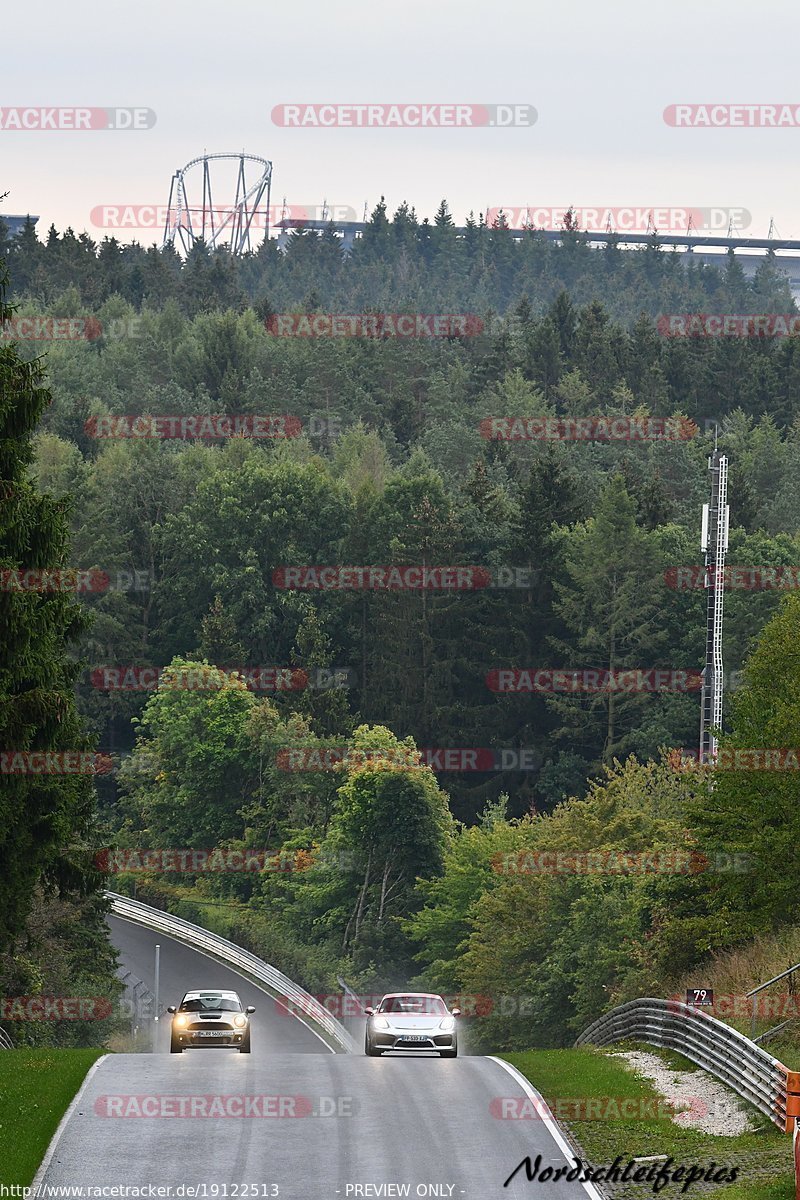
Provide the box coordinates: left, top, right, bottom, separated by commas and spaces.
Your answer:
3, 0, 800, 245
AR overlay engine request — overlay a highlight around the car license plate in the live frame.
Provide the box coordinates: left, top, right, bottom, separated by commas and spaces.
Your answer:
195, 1030, 222, 1037
402, 1035, 428, 1041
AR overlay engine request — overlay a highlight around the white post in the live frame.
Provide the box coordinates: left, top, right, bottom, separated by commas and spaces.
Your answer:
152, 944, 160, 1052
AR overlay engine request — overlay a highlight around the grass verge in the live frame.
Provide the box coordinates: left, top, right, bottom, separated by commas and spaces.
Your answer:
707, 1174, 795, 1198
501, 1046, 791, 1197
0, 1049, 105, 1187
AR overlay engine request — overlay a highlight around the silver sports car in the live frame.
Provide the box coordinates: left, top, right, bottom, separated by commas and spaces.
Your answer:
364, 992, 460, 1057
168, 989, 255, 1053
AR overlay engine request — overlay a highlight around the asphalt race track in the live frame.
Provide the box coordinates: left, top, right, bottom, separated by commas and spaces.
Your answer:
35, 914, 602, 1199
107, 915, 326, 1054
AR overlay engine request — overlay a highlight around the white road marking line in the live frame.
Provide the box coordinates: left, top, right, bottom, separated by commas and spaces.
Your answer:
31, 1054, 110, 1191
486, 1056, 606, 1198
112, 917, 336, 1053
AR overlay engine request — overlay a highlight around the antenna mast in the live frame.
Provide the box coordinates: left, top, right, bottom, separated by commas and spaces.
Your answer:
699, 442, 729, 763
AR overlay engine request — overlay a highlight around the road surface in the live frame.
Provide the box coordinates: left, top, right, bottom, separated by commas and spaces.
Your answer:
108, 914, 325, 1054
37, 1051, 600, 1199
48, 913, 602, 1197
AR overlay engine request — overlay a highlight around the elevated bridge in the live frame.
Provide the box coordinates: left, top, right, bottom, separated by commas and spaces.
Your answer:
276, 219, 800, 296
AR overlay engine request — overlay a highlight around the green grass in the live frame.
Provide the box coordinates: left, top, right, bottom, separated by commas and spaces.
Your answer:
501, 1046, 792, 1196
709, 1174, 795, 1198
756, 1036, 800, 1073
0, 1049, 105, 1187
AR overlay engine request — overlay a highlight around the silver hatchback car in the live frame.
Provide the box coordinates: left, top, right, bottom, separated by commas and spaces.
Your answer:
364, 992, 460, 1057
168, 989, 255, 1053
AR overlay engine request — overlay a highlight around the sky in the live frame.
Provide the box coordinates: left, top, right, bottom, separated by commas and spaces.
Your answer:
2, 0, 800, 246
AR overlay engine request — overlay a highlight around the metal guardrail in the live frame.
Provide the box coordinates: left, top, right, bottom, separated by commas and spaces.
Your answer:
754, 1018, 795, 1046
107, 891, 356, 1053
336, 975, 368, 1044
577, 997, 795, 1131
0, 1028, 13, 1049
337, 975, 365, 1012
747, 961, 800, 1041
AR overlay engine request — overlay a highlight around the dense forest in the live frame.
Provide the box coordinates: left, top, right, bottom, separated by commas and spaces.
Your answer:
3, 205, 800, 1050
3, 200, 797, 324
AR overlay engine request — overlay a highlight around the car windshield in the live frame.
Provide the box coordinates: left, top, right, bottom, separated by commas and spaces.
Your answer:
180, 995, 242, 1012
379, 995, 446, 1015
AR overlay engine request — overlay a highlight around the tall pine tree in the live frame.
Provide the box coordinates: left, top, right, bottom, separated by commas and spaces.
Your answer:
0, 259, 99, 948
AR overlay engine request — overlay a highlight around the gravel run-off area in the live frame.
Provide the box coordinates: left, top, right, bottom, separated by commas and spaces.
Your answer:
611, 1049, 757, 1136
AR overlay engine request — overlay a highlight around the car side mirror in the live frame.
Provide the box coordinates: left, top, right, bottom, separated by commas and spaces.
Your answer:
246, 1006, 256, 1014
365, 1007, 374, 1015
167, 1006, 176, 1014
451, 1008, 461, 1017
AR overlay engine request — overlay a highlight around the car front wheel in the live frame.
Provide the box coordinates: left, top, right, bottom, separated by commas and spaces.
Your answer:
239, 1030, 251, 1054
170, 1037, 182, 1054
439, 1046, 458, 1058
365, 1035, 382, 1057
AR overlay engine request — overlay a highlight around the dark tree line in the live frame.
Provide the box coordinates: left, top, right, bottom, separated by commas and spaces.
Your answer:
2, 199, 795, 328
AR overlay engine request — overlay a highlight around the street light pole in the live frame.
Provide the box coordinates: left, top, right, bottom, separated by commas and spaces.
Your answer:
152, 943, 160, 1053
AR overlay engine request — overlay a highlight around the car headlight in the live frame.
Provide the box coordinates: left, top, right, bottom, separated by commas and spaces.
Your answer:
174, 1015, 187, 1028
234, 1015, 247, 1028
372, 1016, 389, 1030
439, 1016, 455, 1032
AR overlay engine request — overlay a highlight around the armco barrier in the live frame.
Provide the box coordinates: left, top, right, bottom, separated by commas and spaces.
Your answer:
336, 974, 368, 1042
577, 997, 800, 1132
106, 891, 356, 1053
